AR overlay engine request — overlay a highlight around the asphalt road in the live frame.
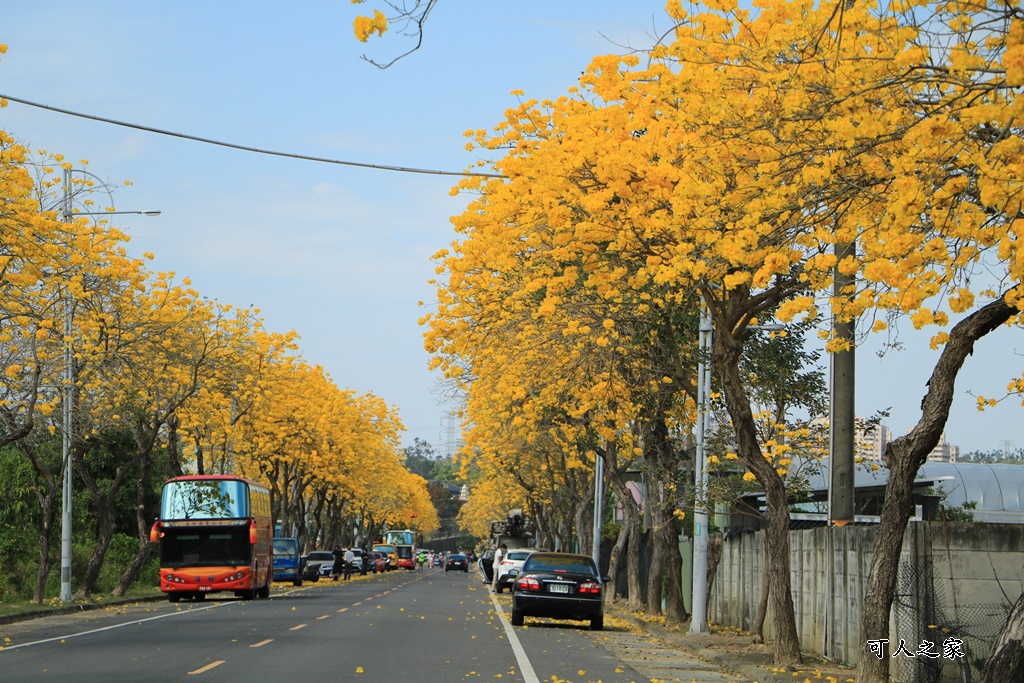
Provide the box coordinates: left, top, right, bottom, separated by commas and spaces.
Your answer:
0, 567, 750, 683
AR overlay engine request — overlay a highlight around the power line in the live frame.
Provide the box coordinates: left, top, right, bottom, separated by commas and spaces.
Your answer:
0, 93, 507, 179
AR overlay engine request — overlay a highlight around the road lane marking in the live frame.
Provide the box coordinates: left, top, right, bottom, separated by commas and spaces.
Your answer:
352, 601, 363, 606
188, 661, 225, 675
0, 603, 223, 652
316, 614, 331, 620
490, 593, 540, 683
250, 640, 273, 648
337, 607, 348, 613
289, 624, 307, 631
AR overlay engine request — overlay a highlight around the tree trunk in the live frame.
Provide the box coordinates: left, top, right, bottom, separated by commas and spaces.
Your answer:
167, 415, 184, 477
75, 505, 114, 600
73, 448, 127, 599
33, 487, 56, 604
752, 542, 770, 644
660, 512, 688, 626
113, 541, 157, 597
655, 416, 687, 625
113, 451, 156, 597
574, 487, 594, 558
984, 591, 1024, 683
20, 440, 59, 604
645, 505, 666, 616
706, 533, 723, 614
604, 443, 645, 610
716, 324, 802, 665
606, 520, 628, 601
858, 294, 1017, 683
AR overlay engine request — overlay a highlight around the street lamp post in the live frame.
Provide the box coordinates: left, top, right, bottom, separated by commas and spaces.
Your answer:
59, 167, 159, 603
689, 299, 785, 634
591, 451, 604, 569
689, 301, 713, 634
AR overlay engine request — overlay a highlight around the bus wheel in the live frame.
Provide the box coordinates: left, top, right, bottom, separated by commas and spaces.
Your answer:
168, 594, 180, 603
257, 583, 270, 599
193, 592, 206, 601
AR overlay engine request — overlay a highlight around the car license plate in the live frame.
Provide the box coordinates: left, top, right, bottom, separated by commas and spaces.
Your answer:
548, 583, 571, 594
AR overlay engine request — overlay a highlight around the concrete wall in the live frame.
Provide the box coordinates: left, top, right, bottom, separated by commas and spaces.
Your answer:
709, 522, 1024, 673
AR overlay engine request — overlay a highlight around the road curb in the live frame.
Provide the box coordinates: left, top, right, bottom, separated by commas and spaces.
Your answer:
607, 606, 803, 683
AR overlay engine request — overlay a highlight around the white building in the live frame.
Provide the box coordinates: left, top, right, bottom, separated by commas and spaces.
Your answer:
855, 419, 890, 461
927, 433, 960, 463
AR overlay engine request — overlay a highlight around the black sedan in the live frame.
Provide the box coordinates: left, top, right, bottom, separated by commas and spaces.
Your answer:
508, 552, 607, 630
445, 553, 469, 572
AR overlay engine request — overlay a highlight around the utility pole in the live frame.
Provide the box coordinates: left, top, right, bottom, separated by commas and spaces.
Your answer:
830, 240, 856, 525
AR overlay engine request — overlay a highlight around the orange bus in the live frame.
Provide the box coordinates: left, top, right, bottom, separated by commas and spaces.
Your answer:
150, 475, 273, 602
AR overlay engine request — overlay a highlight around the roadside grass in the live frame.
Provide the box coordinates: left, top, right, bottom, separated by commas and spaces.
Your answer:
0, 586, 163, 620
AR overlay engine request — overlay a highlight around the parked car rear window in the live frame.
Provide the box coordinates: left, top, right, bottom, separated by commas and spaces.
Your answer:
506, 551, 532, 561
524, 555, 597, 575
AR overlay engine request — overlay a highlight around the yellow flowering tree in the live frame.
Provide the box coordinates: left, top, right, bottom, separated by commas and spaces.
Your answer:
435, 0, 1024, 668
0, 141, 106, 602
426, 189, 698, 621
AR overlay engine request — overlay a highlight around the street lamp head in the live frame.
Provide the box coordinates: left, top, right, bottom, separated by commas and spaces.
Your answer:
71, 209, 162, 218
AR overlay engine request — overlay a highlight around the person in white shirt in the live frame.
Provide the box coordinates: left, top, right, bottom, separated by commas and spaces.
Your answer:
343, 548, 355, 580
490, 544, 507, 592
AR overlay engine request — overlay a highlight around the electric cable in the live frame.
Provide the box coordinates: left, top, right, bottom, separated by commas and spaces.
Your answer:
0, 93, 507, 179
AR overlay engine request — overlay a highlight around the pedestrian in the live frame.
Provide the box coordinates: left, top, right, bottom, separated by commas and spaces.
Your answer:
491, 543, 507, 592
360, 546, 368, 575
332, 545, 344, 582
343, 548, 355, 580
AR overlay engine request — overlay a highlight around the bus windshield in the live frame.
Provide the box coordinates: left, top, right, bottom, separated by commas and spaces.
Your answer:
161, 479, 249, 520
384, 530, 415, 546
161, 527, 251, 568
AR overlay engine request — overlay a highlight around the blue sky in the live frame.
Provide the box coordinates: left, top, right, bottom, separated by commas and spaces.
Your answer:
1, 1, 1021, 457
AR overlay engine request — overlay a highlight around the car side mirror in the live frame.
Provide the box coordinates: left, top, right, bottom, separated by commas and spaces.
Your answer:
601, 576, 611, 583
508, 569, 520, 578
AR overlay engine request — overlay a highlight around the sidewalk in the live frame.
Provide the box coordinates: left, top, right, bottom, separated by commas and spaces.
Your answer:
607, 606, 856, 683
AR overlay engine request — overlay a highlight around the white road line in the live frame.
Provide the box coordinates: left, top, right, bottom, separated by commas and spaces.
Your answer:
0, 603, 223, 652
489, 593, 540, 683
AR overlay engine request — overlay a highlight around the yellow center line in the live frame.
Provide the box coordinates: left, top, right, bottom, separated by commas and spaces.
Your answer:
188, 661, 225, 675
316, 615, 331, 620
290, 624, 307, 631
250, 639, 273, 648
337, 607, 348, 613
352, 602, 362, 606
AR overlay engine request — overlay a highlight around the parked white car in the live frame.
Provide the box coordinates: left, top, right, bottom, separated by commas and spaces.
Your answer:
493, 549, 534, 593
306, 550, 335, 577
